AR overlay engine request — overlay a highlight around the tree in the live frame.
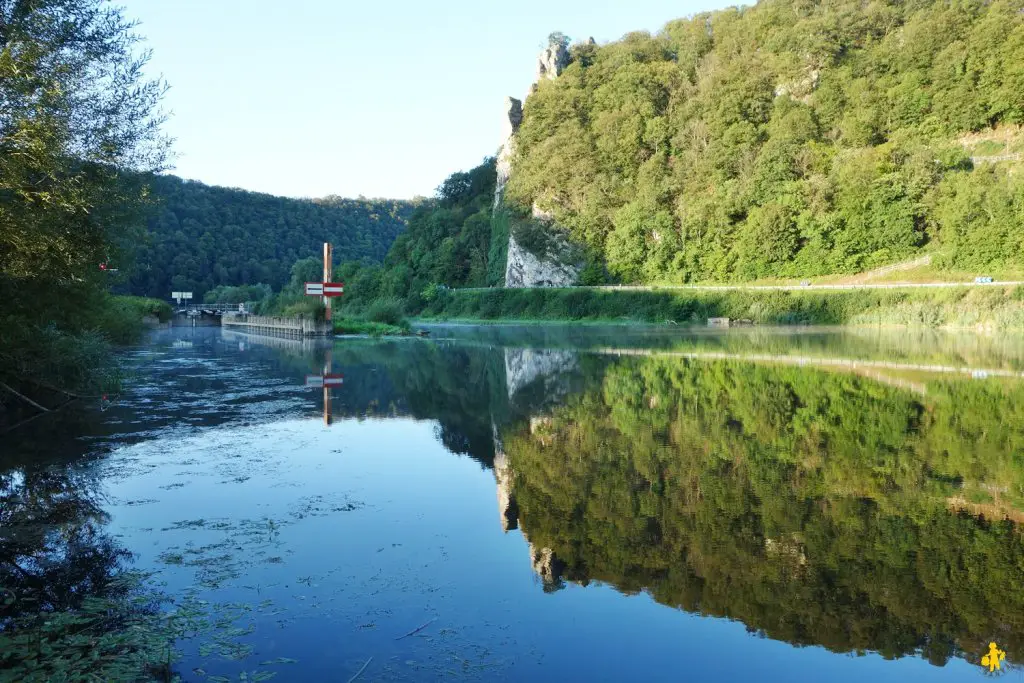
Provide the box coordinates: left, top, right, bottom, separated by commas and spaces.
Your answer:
0, 0, 170, 282
0, 0, 170, 391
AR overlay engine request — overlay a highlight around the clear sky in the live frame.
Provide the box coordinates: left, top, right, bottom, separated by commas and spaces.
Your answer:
121, 0, 736, 200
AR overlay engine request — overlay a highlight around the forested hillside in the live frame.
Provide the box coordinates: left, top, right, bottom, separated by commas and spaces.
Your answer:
126, 175, 414, 298
337, 159, 499, 310
506, 0, 1024, 283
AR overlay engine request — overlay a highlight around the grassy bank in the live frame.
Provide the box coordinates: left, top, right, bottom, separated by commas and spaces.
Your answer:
0, 295, 174, 426
417, 286, 1024, 330
333, 318, 411, 336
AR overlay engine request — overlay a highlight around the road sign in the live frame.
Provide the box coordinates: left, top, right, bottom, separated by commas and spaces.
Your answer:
305, 374, 344, 388
305, 282, 344, 297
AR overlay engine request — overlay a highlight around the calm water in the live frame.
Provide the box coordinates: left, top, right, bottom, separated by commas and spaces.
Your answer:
4, 324, 1024, 681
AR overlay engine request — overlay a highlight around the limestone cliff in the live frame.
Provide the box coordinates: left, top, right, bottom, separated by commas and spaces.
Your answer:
493, 97, 522, 210
495, 35, 582, 288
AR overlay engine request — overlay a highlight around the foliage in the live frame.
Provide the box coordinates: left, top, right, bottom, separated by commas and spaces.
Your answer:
416, 285, 1024, 329
363, 297, 407, 327
97, 296, 174, 344
124, 175, 414, 300
204, 284, 273, 305
335, 160, 497, 313
333, 319, 409, 337
0, 0, 169, 393
506, 0, 1024, 283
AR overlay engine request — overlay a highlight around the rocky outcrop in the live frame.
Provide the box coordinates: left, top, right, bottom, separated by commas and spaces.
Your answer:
535, 38, 570, 83
493, 97, 523, 210
505, 231, 580, 288
495, 35, 583, 288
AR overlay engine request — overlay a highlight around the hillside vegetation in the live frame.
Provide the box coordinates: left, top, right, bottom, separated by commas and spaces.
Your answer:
335, 160, 499, 311
126, 175, 414, 299
506, 0, 1024, 283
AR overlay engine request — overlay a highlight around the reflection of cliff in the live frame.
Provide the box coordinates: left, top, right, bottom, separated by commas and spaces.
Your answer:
504, 348, 579, 401
498, 356, 1024, 666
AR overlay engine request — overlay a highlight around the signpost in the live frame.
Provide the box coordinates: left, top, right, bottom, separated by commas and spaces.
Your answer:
171, 291, 193, 305
304, 282, 344, 296
304, 243, 343, 323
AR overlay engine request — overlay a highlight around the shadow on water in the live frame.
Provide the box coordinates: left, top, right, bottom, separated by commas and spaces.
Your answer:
3, 324, 1024, 681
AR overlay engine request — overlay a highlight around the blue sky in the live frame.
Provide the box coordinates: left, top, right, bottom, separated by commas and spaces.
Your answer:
122, 0, 736, 199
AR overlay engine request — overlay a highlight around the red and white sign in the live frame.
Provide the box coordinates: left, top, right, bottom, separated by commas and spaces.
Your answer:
305, 282, 344, 297
305, 374, 344, 388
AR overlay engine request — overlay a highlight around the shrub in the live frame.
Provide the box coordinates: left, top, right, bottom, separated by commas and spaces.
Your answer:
364, 297, 407, 326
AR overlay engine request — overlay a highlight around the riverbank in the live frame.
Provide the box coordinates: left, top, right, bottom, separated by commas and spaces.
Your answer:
417, 285, 1024, 330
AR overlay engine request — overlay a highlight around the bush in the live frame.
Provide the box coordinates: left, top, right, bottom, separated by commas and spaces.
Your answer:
364, 297, 407, 326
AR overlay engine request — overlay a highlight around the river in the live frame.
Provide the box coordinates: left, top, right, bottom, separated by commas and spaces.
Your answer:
4, 324, 1024, 681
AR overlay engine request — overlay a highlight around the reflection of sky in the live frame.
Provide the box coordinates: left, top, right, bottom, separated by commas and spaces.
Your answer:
12, 326, 1022, 681
102, 413, 997, 682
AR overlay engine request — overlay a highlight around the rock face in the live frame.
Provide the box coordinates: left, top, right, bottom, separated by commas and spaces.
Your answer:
505, 231, 580, 288
496, 36, 582, 288
536, 39, 570, 82
493, 97, 523, 210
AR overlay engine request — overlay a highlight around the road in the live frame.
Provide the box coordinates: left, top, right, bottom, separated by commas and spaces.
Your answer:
462, 280, 1024, 293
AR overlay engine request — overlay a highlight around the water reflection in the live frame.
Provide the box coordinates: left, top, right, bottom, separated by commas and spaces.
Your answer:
227, 325, 1024, 669
492, 353, 1024, 665
3, 325, 1024, 680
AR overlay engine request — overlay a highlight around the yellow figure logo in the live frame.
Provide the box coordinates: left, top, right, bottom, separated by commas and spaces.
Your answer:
982, 642, 1006, 672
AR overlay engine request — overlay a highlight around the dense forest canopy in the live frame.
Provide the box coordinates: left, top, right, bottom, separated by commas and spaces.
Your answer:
506, 0, 1024, 283
125, 175, 414, 299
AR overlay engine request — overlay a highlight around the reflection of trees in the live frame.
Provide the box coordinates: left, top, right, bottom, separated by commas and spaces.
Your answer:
331, 341, 509, 466
0, 468, 131, 619
503, 357, 1024, 666
0, 465, 163, 679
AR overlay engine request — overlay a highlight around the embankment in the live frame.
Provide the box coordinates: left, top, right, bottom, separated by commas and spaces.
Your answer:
418, 285, 1024, 330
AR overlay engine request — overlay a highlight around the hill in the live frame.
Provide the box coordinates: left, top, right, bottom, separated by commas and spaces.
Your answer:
125, 175, 414, 298
504, 0, 1024, 284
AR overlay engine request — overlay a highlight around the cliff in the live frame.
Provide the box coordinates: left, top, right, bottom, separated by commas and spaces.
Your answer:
495, 35, 583, 288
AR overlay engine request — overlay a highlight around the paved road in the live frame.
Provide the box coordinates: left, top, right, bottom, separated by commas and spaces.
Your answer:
462, 280, 1024, 293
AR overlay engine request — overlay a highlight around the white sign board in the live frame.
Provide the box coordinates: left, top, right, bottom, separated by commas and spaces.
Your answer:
305, 283, 324, 295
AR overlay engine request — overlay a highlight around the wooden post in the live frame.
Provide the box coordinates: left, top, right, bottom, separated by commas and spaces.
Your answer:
323, 242, 333, 323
